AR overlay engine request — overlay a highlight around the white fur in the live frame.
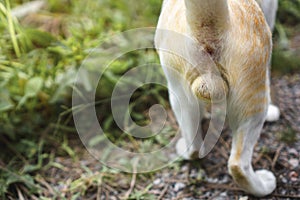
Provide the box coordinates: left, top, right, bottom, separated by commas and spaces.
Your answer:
266, 104, 280, 122
176, 137, 195, 159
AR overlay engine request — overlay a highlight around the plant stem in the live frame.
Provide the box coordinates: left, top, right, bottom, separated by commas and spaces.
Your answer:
5, 0, 21, 58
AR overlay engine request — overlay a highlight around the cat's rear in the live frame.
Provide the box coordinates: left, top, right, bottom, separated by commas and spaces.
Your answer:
155, 0, 279, 197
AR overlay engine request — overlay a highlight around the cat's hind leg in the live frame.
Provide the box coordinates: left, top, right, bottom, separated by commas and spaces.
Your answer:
165, 68, 204, 160
266, 70, 280, 122
228, 92, 276, 196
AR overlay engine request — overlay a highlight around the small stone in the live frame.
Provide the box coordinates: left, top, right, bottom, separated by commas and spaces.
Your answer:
289, 171, 299, 182
288, 148, 299, 156
291, 177, 298, 182
181, 165, 189, 172
153, 178, 161, 185
190, 169, 198, 178
289, 158, 299, 168
220, 192, 227, 197
219, 175, 230, 184
239, 196, 249, 200
206, 177, 218, 183
280, 190, 287, 195
281, 177, 288, 184
174, 182, 186, 192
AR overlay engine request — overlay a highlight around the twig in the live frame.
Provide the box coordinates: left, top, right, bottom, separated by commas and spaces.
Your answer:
185, 163, 191, 182
122, 159, 138, 199
272, 144, 284, 171
97, 184, 102, 200
253, 152, 264, 165
20, 185, 39, 200
273, 194, 300, 199
158, 185, 168, 200
16, 186, 25, 200
208, 190, 223, 200
206, 162, 226, 175
202, 182, 241, 192
124, 173, 137, 198
173, 193, 193, 200
87, 194, 97, 200
35, 175, 55, 195
214, 145, 229, 160
104, 187, 110, 200
103, 183, 120, 197
218, 135, 230, 151
165, 178, 189, 184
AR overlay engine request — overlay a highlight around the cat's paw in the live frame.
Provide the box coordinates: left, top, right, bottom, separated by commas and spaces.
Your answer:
266, 104, 280, 122
176, 137, 199, 160
254, 170, 276, 197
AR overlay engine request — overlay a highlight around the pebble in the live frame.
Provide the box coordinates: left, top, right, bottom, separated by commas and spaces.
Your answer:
214, 192, 228, 200
280, 175, 288, 184
288, 158, 299, 168
153, 178, 161, 185
174, 182, 186, 192
189, 169, 198, 178
181, 165, 189, 171
219, 175, 230, 184
289, 171, 299, 182
219, 192, 228, 198
288, 148, 299, 156
215, 196, 227, 200
110, 196, 117, 200
206, 177, 219, 183
183, 198, 196, 200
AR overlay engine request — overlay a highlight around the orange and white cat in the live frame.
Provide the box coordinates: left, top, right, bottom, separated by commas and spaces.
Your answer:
155, 0, 279, 197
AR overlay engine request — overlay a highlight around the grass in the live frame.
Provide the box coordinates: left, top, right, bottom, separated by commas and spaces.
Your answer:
0, 0, 299, 199
272, 0, 300, 74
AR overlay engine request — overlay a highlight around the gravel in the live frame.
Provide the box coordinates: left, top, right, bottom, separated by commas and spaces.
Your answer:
43, 74, 300, 200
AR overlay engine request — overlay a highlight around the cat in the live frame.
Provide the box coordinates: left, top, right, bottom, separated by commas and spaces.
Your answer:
256, 0, 278, 31
155, 0, 280, 197
256, 0, 279, 123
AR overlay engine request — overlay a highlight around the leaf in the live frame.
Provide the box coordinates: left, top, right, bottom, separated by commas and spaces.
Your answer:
24, 77, 43, 97
22, 162, 43, 173
1, 169, 40, 194
0, 90, 14, 112
24, 28, 57, 48
50, 68, 76, 103
17, 77, 43, 108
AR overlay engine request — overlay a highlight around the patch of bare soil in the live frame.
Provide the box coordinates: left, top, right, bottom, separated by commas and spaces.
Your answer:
43, 74, 300, 200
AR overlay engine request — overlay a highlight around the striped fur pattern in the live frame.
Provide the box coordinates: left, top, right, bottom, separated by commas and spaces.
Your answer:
155, 0, 280, 197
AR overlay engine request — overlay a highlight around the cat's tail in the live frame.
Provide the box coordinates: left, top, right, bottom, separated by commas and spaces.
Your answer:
190, 72, 228, 102
184, 0, 229, 102
184, 0, 229, 32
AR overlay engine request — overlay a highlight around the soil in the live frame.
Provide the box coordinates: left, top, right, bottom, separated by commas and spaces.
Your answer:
43, 74, 300, 200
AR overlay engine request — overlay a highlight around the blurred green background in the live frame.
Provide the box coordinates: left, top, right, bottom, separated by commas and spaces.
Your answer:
0, 0, 299, 198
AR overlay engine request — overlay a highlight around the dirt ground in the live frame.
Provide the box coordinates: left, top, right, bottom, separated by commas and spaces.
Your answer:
42, 74, 300, 200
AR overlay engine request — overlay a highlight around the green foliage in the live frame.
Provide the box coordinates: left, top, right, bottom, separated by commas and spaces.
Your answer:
0, 0, 163, 198
272, 0, 300, 73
